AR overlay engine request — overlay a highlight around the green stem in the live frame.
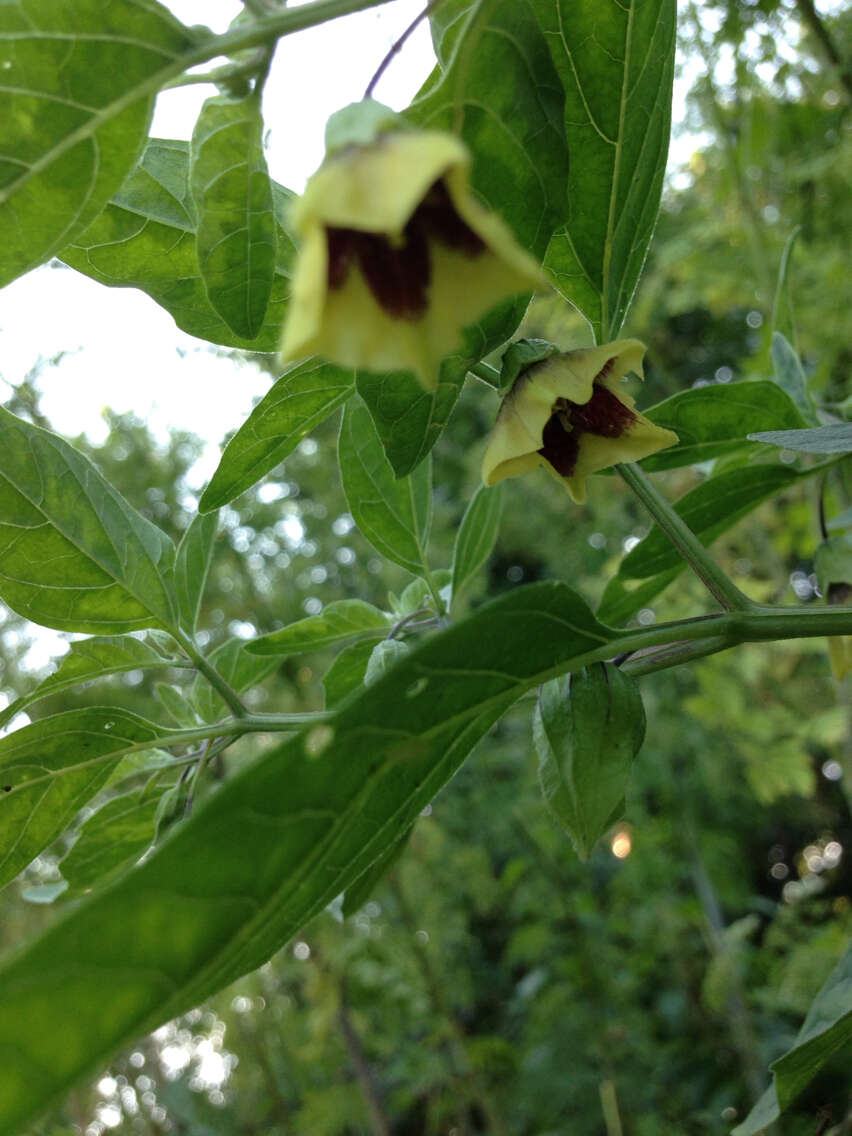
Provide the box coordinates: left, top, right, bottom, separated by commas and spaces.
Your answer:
616, 462, 754, 612
420, 565, 447, 617
468, 361, 501, 389
187, 0, 396, 63
597, 606, 852, 682
173, 630, 249, 719
618, 635, 733, 677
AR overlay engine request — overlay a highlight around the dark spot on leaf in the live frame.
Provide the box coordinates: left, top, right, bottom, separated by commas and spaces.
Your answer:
2, 785, 11, 793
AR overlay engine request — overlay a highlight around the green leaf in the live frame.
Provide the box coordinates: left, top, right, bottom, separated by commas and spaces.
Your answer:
772, 940, 852, 1107
641, 381, 808, 471
155, 684, 198, 728
200, 360, 354, 512
0, 581, 614, 1133
748, 423, 852, 454
0, 408, 177, 633
0, 634, 182, 733
364, 639, 410, 685
451, 484, 503, 601
534, 664, 645, 859
393, 570, 453, 618
322, 640, 377, 709
770, 331, 817, 425
0, 0, 195, 288
61, 140, 296, 351
248, 600, 390, 657
338, 397, 432, 574
356, 296, 528, 478
814, 534, 852, 596
733, 942, 852, 1134
535, 0, 677, 339
175, 512, 218, 633
61, 773, 180, 896
0, 708, 174, 892
412, 1, 570, 261
190, 93, 276, 339
618, 464, 806, 580
190, 639, 279, 723
342, 823, 414, 917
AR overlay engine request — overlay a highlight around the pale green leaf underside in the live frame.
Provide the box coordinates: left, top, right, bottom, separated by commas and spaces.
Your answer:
190, 93, 276, 339
535, 665, 644, 859
0, 408, 177, 633
0, 581, 613, 1134
61, 773, 180, 896
642, 381, 807, 471
200, 360, 354, 512
451, 483, 503, 601
0, 633, 182, 733
249, 599, 390, 657
61, 140, 296, 351
174, 511, 219, 632
748, 423, 852, 455
321, 639, 378, 709
338, 397, 432, 575
0, 707, 174, 892
771, 331, 818, 425
0, 0, 195, 288
536, 0, 677, 340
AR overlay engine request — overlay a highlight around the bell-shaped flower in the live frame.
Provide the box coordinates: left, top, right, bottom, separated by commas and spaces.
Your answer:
280, 107, 544, 390
482, 340, 678, 503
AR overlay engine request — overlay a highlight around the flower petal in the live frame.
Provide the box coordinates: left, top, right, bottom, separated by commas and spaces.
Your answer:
281, 129, 545, 388
481, 339, 678, 498
293, 132, 471, 236
558, 397, 679, 503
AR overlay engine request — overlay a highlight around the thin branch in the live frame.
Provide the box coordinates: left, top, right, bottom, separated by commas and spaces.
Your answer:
364, 0, 444, 98
616, 462, 754, 612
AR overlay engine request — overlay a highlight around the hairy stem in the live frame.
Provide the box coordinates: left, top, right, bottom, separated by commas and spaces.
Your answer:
616, 462, 754, 612
173, 630, 249, 719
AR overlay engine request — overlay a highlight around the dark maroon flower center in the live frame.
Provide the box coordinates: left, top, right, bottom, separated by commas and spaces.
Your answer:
537, 378, 636, 479
325, 180, 486, 320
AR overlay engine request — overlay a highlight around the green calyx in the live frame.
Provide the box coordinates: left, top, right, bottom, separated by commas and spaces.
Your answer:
324, 99, 407, 155
498, 338, 560, 395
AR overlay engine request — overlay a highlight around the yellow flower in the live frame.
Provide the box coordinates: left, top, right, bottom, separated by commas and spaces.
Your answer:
280, 115, 544, 390
482, 340, 678, 503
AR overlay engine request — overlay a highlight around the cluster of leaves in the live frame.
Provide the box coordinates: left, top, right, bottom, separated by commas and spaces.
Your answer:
0, 1, 849, 1134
